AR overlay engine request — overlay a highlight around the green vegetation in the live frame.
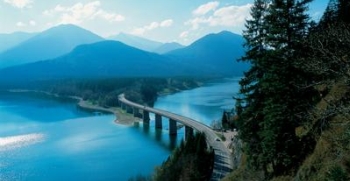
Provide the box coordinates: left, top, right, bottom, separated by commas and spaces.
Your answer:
226, 0, 350, 180
153, 133, 214, 181
3, 77, 201, 108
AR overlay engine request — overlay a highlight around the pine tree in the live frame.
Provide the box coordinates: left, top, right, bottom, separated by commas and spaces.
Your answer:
259, 0, 314, 175
320, 0, 350, 26
236, 0, 270, 170
237, 0, 315, 176
337, 0, 350, 23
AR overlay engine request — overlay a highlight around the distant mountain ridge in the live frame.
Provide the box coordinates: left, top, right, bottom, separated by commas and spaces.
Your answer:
154, 42, 185, 54
0, 29, 249, 83
108, 33, 163, 52
0, 32, 37, 53
0, 41, 184, 82
0, 24, 104, 69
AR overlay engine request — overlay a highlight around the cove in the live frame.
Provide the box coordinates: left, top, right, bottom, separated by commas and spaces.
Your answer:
0, 91, 177, 181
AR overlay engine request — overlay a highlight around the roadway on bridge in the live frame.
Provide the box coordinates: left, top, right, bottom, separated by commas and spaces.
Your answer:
118, 94, 234, 181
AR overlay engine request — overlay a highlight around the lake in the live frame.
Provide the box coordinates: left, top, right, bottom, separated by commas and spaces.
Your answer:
0, 77, 240, 180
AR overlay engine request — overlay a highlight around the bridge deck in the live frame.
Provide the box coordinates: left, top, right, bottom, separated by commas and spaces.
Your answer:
118, 94, 233, 180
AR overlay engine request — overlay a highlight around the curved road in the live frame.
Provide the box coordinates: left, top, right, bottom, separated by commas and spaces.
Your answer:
118, 94, 233, 181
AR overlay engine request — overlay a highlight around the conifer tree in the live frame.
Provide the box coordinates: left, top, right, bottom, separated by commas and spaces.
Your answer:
320, 0, 350, 26
237, 0, 315, 176
236, 0, 269, 170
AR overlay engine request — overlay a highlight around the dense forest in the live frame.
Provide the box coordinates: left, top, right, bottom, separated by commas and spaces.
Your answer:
224, 0, 350, 180
0, 77, 201, 107
153, 133, 214, 181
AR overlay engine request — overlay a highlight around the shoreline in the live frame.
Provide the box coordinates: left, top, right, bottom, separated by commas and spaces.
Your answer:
77, 99, 140, 126
7, 89, 139, 126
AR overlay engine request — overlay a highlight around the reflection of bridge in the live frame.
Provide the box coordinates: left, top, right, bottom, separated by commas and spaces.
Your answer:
118, 94, 233, 181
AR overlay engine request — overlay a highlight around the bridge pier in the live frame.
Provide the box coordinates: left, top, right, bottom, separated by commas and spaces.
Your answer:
116, 100, 121, 107
120, 103, 126, 110
155, 114, 162, 129
143, 110, 150, 124
133, 108, 139, 117
126, 105, 133, 114
185, 126, 194, 140
169, 119, 177, 135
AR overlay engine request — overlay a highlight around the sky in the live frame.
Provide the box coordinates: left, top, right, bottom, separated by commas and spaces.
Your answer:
0, 0, 329, 45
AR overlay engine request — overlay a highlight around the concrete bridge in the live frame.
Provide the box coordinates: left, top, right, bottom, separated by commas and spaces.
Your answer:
118, 94, 233, 181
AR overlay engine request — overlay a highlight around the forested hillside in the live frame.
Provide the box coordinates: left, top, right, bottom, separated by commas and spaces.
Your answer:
225, 0, 350, 180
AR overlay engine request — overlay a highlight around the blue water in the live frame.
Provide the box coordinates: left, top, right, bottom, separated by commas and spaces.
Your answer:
155, 77, 241, 126
0, 78, 241, 181
0, 92, 177, 181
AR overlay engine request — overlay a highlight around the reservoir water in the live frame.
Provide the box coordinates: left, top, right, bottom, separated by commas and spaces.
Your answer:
0, 78, 240, 181
154, 77, 241, 125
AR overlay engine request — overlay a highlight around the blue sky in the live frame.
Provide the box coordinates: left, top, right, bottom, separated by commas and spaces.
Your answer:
0, 0, 329, 45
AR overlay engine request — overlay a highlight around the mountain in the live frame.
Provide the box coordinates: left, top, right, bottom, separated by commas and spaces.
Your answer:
0, 32, 37, 53
0, 41, 186, 83
154, 42, 185, 54
166, 31, 249, 76
108, 33, 163, 52
0, 24, 104, 69
0, 31, 249, 84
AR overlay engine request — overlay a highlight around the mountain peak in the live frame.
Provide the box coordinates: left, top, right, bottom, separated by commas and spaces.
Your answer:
40, 24, 99, 37
0, 24, 104, 69
166, 30, 248, 76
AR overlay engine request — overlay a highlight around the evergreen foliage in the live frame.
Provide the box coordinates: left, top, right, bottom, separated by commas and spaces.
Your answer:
153, 133, 214, 181
236, 0, 317, 176
320, 0, 350, 26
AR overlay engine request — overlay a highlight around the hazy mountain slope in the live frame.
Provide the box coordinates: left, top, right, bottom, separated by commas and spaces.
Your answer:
0, 40, 184, 82
0, 31, 249, 84
154, 42, 185, 54
0, 24, 104, 68
0, 32, 37, 53
108, 33, 163, 52
166, 31, 249, 76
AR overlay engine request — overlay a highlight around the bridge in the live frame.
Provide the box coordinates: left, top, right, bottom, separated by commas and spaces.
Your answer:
118, 94, 233, 181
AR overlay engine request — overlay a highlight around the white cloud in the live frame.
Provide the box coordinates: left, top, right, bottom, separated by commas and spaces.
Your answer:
29, 20, 36, 26
160, 19, 173, 27
42, 1, 125, 25
209, 4, 252, 27
185, 17, 209, 30
3, 0, 32, 9
186, 3, 252, 30
16, 21, 26, 27
179, 31, 189, 39
16, 20, 36, 27
146, 22, 159, 30
131, 19, 173, 35
193, 1, 219, 16
181, 3, 252, 42
94, 10, 125, 22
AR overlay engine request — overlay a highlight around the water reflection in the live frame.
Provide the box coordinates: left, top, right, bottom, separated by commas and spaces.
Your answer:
155, 129, 162, 142
131, 120, 182, 151
0, 133, 45, 152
